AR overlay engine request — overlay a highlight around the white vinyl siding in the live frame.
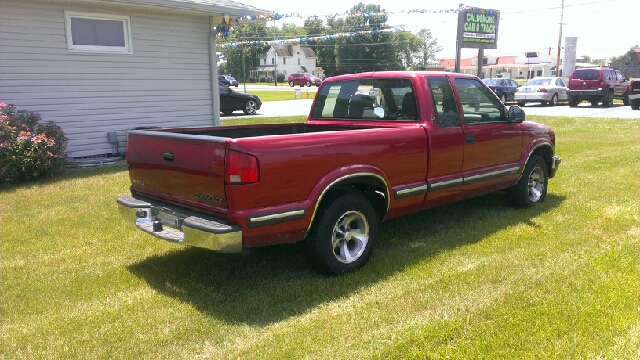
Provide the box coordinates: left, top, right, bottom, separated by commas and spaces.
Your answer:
0, 1, 214, 158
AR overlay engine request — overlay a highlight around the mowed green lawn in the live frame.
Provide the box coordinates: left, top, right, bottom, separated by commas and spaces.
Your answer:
2, 116, 638, 359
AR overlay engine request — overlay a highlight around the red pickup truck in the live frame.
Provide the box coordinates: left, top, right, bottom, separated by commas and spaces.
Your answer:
117, 71, 561, 274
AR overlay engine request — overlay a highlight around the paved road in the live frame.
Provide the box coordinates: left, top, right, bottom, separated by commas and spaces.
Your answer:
224, 98, 640, 120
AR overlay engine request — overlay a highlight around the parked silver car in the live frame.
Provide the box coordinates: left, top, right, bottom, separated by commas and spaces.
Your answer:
515, 77, 568, 106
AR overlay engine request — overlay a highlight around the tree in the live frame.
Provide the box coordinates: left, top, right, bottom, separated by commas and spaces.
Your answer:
218, 23, 270, 81
392, 30, 422, 69
414, 28, 443, 70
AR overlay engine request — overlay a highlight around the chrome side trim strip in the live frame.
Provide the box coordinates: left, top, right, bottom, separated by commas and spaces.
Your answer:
394, 184, 429, 199
463, 166, 520, 185
428, 178, 463, 191
246, 209, 307, 229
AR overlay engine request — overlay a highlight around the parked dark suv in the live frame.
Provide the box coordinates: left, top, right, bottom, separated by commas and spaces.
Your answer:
567, 67, 630, 107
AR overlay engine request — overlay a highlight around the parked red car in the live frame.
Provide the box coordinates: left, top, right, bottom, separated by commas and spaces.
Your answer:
288, 73, 321, 87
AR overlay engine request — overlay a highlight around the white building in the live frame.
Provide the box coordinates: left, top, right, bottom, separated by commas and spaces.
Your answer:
0, 0, 271, 158
253, 44, 323, 81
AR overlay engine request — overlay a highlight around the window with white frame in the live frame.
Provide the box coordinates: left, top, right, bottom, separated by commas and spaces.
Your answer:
65, 12, 133, 54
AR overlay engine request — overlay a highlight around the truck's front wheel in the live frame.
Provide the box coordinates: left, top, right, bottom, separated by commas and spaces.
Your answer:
306, 193, 377, 275
507, 155, 548, 208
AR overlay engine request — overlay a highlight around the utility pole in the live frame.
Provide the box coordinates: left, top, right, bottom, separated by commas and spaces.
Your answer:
273, 17, 277, 86
556, 0, 565, 77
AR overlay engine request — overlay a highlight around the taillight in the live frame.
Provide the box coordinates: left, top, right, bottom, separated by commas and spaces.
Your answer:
225, 150, 259, 184
515, 88, 519, 92
538, 88, 548, 93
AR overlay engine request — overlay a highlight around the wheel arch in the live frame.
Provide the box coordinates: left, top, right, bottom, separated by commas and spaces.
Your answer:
520, 141, 555, 181
305, 171, 390, 236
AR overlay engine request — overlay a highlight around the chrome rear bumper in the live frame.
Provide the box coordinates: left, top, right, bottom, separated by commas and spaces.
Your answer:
117, 195, 242, 253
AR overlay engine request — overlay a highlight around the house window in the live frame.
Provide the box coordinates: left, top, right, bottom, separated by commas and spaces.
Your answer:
298, 58, 300, 65
272, 57, 275, 64
65, 12, 132, 54
283, 58, 286, 65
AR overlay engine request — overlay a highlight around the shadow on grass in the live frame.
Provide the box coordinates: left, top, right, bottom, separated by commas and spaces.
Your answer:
0, 162, 128, 193
127, 192, 565, 326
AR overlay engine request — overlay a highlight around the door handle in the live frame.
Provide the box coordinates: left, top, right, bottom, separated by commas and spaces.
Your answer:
163, 152, 174, 163
465, 135, 475, 145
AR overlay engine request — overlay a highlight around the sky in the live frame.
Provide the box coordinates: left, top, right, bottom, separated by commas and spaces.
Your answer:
237, 0, 639, 61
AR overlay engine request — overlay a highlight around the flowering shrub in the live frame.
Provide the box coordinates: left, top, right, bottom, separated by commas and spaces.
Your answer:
0, 103, 68, 184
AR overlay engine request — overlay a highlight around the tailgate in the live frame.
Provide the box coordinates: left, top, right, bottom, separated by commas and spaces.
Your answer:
126, 130, 229, 213
569, 78, 599, 90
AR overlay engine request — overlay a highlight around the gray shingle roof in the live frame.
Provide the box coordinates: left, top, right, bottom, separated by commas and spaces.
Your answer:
103, 0, 272, 17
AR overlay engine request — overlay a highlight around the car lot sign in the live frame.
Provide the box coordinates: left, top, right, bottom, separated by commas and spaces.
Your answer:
457, 7, 500, 49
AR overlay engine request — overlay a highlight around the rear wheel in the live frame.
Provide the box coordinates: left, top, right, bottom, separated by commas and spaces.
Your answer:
623, 92, 630, 106
305, 81, 311, 87
603, 91, 614, 107
243, 100, 258, 115
507, 155, 548, 208
549, 93, 559, 106
306, 192, 377, 275
568, 96, 579, 107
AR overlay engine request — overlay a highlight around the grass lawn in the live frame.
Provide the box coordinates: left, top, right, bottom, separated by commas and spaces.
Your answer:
2, 116, 639, 359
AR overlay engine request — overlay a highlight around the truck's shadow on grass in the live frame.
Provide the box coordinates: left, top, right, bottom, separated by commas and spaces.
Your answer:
127, 192, 565, 326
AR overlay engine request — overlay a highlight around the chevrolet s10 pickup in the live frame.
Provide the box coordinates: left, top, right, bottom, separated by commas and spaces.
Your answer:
117, 71, 561, 274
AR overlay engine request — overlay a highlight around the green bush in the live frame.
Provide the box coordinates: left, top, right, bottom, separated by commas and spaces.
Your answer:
0, 103, 68, 184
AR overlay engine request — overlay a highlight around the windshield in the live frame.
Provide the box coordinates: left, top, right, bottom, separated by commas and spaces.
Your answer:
482, 79, 499, 85
526, 78, 552, 86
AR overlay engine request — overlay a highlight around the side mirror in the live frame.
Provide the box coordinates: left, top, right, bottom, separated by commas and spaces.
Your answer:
373, 107, 385, 118
508, 106, 525, 124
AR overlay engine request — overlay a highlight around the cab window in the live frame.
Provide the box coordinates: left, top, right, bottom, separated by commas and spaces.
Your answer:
311, 78, 418, 120
427, 77, 461, 128
453, 78, 505, 125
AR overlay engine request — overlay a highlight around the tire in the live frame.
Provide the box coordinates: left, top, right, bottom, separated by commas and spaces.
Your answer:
517, 101, 526, 107
243, 100, 258, 115
603, 91, 614, 107
623, 92, 630, 106
568, 96, 579, 107
507, 155, 548, 208
590, 100, 599, 107
306, 192, 377, 275
631, 100, 640, 110
305, 81, 311, 87
549, 93, 558, 106
289, 81, 294, 87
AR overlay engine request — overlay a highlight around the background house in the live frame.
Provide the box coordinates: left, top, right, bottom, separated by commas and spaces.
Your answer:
252, 44, 323, 81
0, 0, 270, 159
610, 48, 640, 78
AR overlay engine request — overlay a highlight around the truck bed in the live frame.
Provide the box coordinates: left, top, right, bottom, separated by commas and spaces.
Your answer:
151, 123, 369, 139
